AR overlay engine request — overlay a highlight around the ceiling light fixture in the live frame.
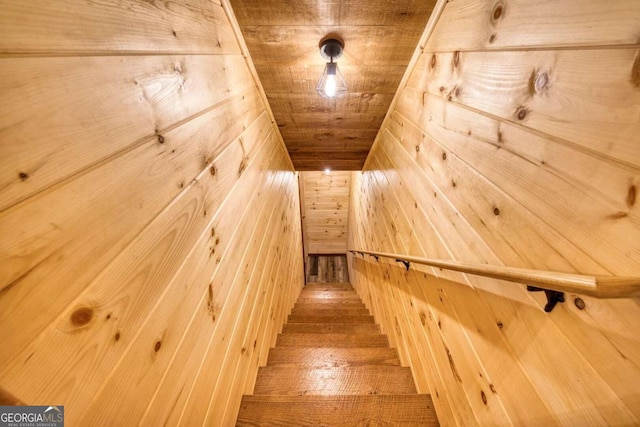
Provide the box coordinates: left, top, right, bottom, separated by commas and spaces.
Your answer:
316, 37, 347, 98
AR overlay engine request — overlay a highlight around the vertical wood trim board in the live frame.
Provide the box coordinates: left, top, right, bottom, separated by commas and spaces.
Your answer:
350, 1, 640, 426
0, 2, 303, 426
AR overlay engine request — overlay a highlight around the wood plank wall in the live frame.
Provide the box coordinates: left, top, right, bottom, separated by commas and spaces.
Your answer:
0, 1, 304, 425
300, 171, 351, 254
348, 0, 640, 425
306, 255, 349, 284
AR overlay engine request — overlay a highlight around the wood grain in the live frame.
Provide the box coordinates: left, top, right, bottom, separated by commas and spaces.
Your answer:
237, 394, 438, 426
0, 0, 238, 54
426, 0, 640, 51
229, 0, 436, 169
409, 49, 640, 169
276, 333, 389, 348
253, 366, 417, 395
301, 171, 351, 254
266, 347, 401, 367
0, 55, 254, 211
348, 0, 640, 423
282, 322, 377, 334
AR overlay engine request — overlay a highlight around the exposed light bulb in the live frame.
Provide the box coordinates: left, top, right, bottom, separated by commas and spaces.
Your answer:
324, 168, 331, 175
316, 60, 347, 99
324, 74, 337, 98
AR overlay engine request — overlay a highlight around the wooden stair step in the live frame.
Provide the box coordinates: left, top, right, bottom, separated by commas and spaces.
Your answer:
296, 298, 363, 305
293, 301, 366, 310
237, 394, 439, 426
294, 298, 366, 307
297, 290, 361, 299
252, 366, 417, 395
266, 347, 401, 367
303, 284, 353, 291
276, 333, 389, 348
282, 323, 379, 334
290, 307, 370, 316
288, 314, 375, 324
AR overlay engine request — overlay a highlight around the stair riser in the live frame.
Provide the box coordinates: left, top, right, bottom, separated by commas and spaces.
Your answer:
276, 333, 389, 348
236, 281, 437, 426
290, 308, 370, 316
303, 285, 353, 291
288, 315, 375, 324
266, 348, 401, 368
253, 366, 417, 396
282, 323, 379, 334
298, 291, 361, 299
293, 302, 366, 309
237, 395, 439, 426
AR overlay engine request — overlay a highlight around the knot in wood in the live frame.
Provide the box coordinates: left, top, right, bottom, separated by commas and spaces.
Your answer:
71, 307, 94, 327
534, 71, 549, 94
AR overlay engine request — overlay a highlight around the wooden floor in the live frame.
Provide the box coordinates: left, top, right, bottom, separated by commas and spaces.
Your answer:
236, 283, 439, 426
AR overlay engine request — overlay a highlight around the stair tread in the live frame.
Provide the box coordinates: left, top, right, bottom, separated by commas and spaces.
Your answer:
253, 366, 417, 395
288, 314, 375, 324
237, 394, 438, 426
236, 280, 438, 425
282, 323, 379, 334
291, 307, 370, 316
293, 301, 366, 309
298, 291, 361, 299
276, 333, 389, 348
266, 347, 401, 367
303, 284, 353, 290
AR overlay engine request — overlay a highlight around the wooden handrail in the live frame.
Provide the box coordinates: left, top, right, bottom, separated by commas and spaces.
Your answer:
348, 249, 640, 299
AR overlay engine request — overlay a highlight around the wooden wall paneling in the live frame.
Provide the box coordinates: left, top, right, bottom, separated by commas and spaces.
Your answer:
393, 95, 598, 272
349, 171, 409, 363
397, 81, 639, 224
0, 92, 265, 367
301, 171, 351, 255
205, 177, 291, 425
348, 176, 460, 426
354, 159, 507, 425
1, 0, 303, 424
426, 0, 640, 51
79, 147, 284, 424
359, 151, 562, 424
411, 49, 640, 169
0, 0, 238, 54
244, 186, 302, 390
176, 149, 293, 426
1, 114, 278, 423
298, 172, 309, 259
268, 166, 305, 342
0, 55, 254, 211
89, 146, 292, 424
137, 136, 286, 427
390, 95, 640, 416
375, 128, 639, 424
392, 92, 640, 363
353, 164, 460, 396
306, 255, 349, 283
359, 170, 441, 383
394, 84, 640, 342
396, 88, 640, 274
211, 183, 298, 425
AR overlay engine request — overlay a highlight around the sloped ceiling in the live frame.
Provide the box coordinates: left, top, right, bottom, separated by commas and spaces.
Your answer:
229, 0, 436, 170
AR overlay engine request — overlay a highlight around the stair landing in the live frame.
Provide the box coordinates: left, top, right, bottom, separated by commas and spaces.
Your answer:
236, 282, 439, 426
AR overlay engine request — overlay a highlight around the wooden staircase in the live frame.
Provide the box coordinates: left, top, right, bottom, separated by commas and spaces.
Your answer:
236, 282, 439, 426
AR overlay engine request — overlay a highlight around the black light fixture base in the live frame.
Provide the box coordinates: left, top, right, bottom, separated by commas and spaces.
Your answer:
319, 37, 344, 61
